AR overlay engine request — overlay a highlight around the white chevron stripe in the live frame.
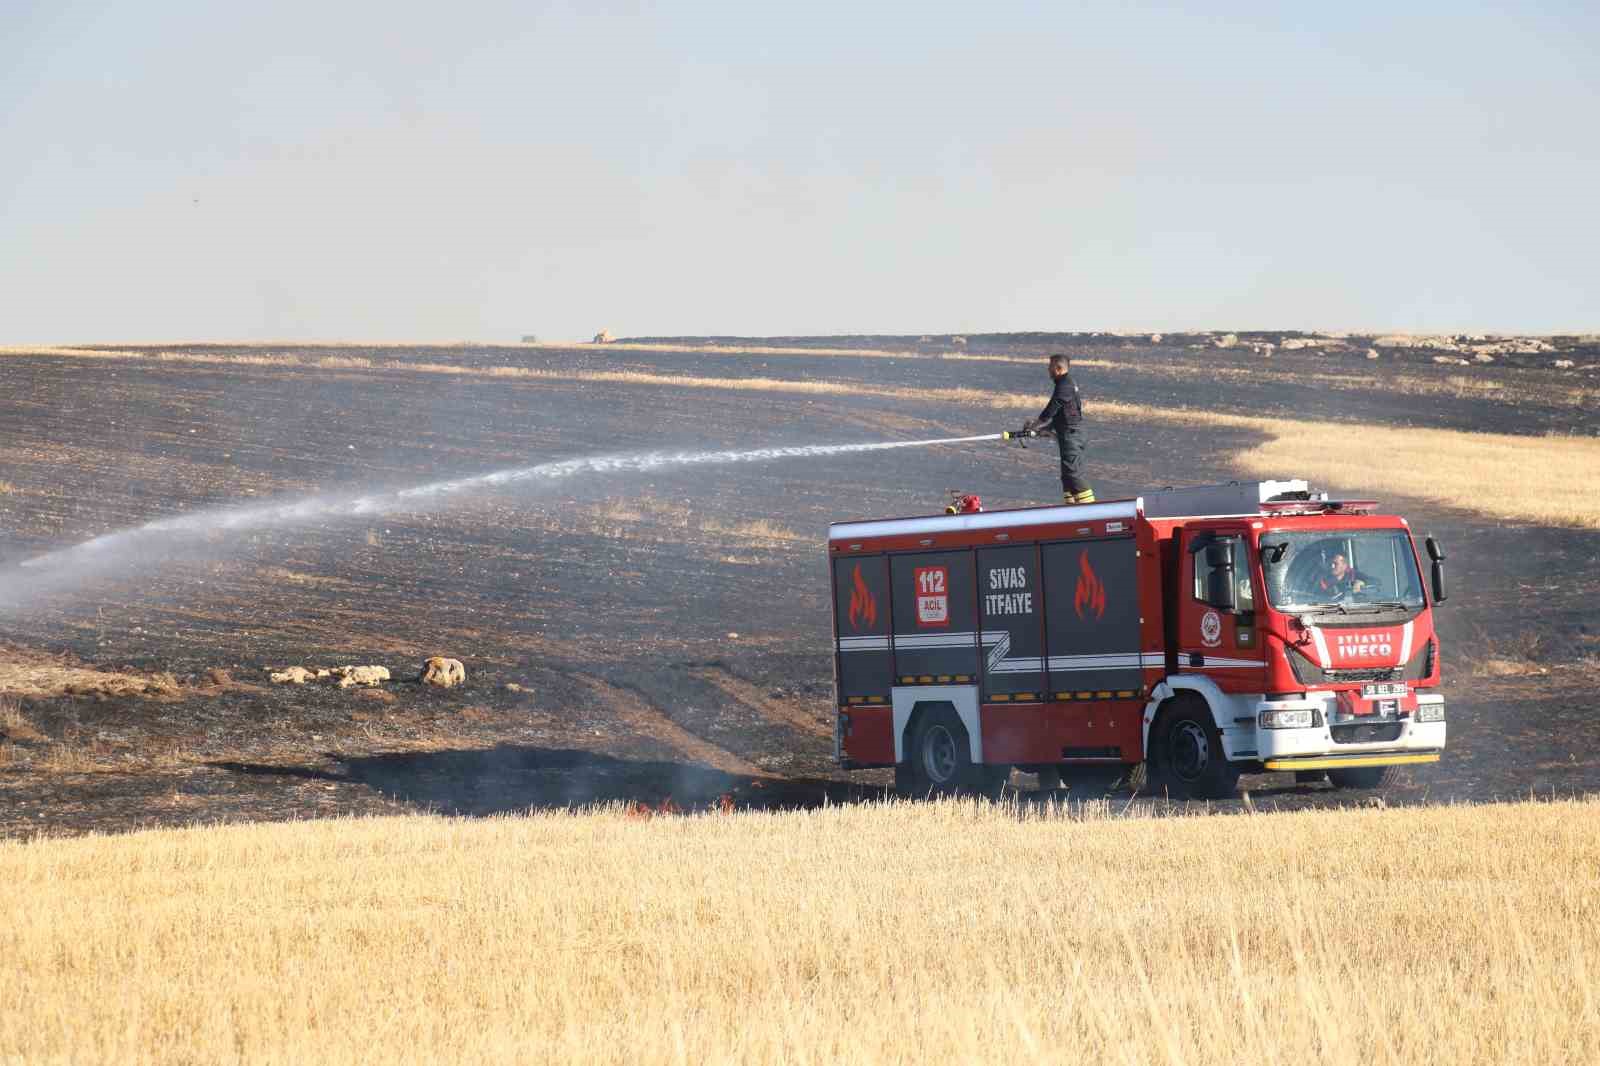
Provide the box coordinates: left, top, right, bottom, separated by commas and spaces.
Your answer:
1309, 626, 1332, 669
988, 658, 1046, 673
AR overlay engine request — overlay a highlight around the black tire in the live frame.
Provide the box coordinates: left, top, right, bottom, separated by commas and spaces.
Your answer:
1035, 766, 1064, 792
1327, 765, 1393, 790
1150, 699, 1240, 800
895, 704, 1006, 799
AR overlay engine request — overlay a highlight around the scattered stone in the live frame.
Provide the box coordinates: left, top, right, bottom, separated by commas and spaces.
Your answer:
333, 665, 390, 688
1555, 359, 1576, 369
420, 657, 465, 688
1366, 349, 1380, 360
950, 335, 968, 347
1214, 333, 1239, 349
592, 329, 614, 344
1280, 337, 1321, 350
1149, 333, 1163, 344
727, 632, 740, 640
315, 668, 332, 679
204, 667, 233, 687
1473, 352, 1496, 364
269, 667, 315, 685
1432, 355, 1470, 366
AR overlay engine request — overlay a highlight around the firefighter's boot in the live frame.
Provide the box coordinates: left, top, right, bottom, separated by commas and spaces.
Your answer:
1074, 488, 1097, 504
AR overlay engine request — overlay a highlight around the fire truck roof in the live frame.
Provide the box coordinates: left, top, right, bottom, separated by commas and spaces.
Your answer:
828, 500, 1138, 543
827, 480, 1375, 545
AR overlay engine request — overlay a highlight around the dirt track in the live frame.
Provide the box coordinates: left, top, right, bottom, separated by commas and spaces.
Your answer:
1, 337, 1597, 836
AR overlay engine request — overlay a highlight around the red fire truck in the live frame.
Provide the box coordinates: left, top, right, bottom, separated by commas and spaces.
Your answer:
828, 480, 1448, 799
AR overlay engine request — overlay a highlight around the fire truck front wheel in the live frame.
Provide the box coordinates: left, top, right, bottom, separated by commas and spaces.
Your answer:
1150, 698, 1240, 800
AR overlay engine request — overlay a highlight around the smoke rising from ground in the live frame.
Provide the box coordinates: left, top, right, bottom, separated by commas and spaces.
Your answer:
0, 434, 1001, 611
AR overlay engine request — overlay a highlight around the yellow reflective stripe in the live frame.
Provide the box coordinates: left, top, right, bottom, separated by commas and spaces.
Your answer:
1263, 753, 1440, 771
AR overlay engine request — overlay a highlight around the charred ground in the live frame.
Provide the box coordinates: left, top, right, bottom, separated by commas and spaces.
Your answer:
1, 335, 1596, 836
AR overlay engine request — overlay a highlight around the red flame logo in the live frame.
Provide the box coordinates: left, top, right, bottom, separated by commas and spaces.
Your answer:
1074, 550, 1107, 621
847, 564, 877, 630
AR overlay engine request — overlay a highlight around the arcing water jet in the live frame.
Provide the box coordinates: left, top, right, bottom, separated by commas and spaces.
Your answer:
0, 434, 1002, 609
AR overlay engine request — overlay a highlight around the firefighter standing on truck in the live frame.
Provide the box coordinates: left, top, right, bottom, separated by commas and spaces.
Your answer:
1023, 353, 1095, 505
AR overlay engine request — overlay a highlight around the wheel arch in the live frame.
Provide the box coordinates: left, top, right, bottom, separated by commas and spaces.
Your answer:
891, 686, 982, 764
1142, 676, 1229, 754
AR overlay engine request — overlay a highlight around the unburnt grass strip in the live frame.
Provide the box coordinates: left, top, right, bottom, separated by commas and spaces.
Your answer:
0, 798, 1596, 1064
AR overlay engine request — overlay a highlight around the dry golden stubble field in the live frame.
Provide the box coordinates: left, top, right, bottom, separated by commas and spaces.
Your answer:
1, 798, 1596, 1065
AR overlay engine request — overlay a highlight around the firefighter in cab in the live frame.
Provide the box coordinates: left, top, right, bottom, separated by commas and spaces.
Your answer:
1022, 353, 1095, 506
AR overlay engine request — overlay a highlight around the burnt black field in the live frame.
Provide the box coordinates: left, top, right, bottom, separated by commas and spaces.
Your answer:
0, 334, 1596, 836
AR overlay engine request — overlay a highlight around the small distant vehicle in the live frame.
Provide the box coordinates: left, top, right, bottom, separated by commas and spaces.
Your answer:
827, 479, 1448, 798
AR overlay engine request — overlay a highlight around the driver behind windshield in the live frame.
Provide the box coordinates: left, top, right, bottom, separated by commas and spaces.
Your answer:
1316, 552, 1371, 597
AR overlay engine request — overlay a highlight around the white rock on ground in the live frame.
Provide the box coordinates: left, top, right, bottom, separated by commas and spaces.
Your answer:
333, 665, 390, 688
269, 666, 315, 685
420, 657, 465, 688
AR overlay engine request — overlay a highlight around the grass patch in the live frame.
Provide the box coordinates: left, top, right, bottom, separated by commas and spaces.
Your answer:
700, 517, 808, 543
0, 799, 1596, 1063
0, 696, 44, 742
0, 653, 183, 700
1476, 657, 1551, 677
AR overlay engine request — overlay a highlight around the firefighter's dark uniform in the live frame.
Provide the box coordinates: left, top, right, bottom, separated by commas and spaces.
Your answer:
1034, 373, 1094, 504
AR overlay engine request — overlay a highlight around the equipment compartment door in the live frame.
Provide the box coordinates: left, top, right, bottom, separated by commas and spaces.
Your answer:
1042, 538, 1143, 696
890, 551, 978, 682
978, 545, 1045, 700
833, 555, 892, 704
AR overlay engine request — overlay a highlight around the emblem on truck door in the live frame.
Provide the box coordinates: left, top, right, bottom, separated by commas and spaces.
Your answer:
1074, 550, 1107, 621
914, 566, 950, 627
1201, 610, 1223, 647
847, 564, 877, 630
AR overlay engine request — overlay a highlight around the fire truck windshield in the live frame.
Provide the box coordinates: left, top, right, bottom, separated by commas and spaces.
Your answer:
1260, 530, 1426, 612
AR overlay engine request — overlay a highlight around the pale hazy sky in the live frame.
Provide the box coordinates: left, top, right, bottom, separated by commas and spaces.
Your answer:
3, 1, 1596, 342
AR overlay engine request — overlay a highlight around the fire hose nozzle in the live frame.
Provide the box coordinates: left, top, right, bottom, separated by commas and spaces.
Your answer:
1002, 428, 1039, 444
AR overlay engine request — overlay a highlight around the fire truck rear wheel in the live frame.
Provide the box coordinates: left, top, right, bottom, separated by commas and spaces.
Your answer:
1151, 700, 1239, 800
896, 704, 1002, 799
1327, 765, 1393, 790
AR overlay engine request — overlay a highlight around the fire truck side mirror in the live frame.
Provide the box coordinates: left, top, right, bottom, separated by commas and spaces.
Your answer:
1425, 536, 1447, 603
1206, 568, 1237, 612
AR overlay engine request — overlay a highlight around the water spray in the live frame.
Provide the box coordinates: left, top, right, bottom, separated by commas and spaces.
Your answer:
1, 432, 1005, 607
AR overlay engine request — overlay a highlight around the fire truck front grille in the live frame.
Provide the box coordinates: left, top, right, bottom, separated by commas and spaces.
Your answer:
1325, 667, 1403, 683
1292, 644, 1433, 686
1291, 657, 1400, 685
1331, 722, 1404, 745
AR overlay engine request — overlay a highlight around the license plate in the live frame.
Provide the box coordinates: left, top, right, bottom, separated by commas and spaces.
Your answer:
1362, 682, 1406, 698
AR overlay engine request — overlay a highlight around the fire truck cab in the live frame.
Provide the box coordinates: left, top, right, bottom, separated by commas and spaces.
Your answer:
828, 479, 1447, 799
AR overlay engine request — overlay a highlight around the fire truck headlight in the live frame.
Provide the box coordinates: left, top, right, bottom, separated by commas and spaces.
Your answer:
1415, 703, 1446, 723
1259, 708, 1317, 730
